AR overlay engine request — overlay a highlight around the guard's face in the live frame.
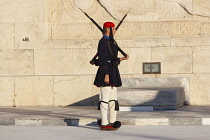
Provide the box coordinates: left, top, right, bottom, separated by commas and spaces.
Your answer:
109, 27, 116, 36
105, 27, 116, 36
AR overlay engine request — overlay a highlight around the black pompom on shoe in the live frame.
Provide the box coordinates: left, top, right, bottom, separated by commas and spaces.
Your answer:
113, 121, 121, 128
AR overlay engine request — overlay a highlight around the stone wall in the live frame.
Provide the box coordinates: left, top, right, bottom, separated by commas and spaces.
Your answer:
0, 0, 210, 106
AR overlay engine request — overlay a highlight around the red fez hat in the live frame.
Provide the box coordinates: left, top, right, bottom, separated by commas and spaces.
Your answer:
103, 22, 115, 28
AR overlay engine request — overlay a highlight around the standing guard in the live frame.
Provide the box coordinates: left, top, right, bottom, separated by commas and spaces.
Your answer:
94, 22, 129, 130
78, 8, 130, 131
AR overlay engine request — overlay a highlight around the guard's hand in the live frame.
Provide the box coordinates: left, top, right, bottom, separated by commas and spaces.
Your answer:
104, 75, 109, 84
120, 54, 129, 61
90, 60, 95, 65
124, 54, 129, 60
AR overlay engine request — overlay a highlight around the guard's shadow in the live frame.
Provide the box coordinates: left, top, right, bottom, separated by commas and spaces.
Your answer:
65, 120, 99, 130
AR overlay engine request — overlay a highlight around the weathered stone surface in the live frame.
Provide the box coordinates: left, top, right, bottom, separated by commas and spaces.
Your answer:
171, 35, 210, 47
0, 24, 15, 49
73, 49, 98, 74
155, 74, 173, 78
53, 21, 210, 39
169, 118, 202, 125
42, 119, 69, 126
65, 40, 95, 49
15, 23, 51, 50
121, 78, 189, 88
171, 21, 200, 35
0, 0, 34, 23
34, 49, 73, 75
0, 118, 15, 126
51, 23, 99, 39
118, 48, 131, 74
48, 0, 101, 22
190, 74, 210, 105
133, 74, 174, 79
0, 50, 34, 76
120, 75, 133, 79
132, 74, 157, 79
152, 47, 193, 73
173, 74, 210, 105
34, 0, 47, 23
118, 47, 151, 74
193, 47, 210, 73
193, 0, 210, 17
0, 77, 14, 106
50, 21, 208, 39
91, 75, 100, 106
125, 48, 151, 74
15, 119, 42, 126
136, 118, 169, 125
49, 0, 194, 22
155, 0, 193, 20
201, 23, 210, 35
46, 0, 209, 39
119, 78, 189, 108
118, 87, 185, 107
53, 76, 93, 106
118, 118, 135, 125
15, 76, 54, 106
117, 37, 171, 48
114, 0, 156, 20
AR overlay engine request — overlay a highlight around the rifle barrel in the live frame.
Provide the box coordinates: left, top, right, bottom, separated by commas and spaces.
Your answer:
79, 8, 104, 33
90, 18, 104, 33
117, 47, 127, 57
115, 15, 127, 30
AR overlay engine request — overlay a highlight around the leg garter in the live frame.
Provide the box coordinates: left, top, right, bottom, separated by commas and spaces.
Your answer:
109, 100, 119, 111
98, 101, 108, 110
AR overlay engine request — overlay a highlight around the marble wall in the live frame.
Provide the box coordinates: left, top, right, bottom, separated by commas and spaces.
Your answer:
0, 0, 210, 106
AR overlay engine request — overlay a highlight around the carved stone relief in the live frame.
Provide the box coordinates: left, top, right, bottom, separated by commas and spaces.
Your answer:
48, 0, 210, 39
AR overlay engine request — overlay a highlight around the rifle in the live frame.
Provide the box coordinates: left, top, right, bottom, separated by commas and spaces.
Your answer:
115, 8, 131, 30
78, 8, 104, 34
78, 8, 130, 64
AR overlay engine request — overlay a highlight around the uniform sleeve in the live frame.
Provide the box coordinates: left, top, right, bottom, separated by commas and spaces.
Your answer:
98, 40, 109, 76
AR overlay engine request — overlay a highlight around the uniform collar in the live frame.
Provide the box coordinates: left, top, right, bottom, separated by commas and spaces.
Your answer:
103, 35, 110, 40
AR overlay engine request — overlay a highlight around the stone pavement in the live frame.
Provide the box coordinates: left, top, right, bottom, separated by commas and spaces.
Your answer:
1, 126, 210, 140
0, 105, 210, 126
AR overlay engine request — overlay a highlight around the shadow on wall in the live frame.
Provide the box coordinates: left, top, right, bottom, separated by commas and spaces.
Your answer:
68, 94, 99, 106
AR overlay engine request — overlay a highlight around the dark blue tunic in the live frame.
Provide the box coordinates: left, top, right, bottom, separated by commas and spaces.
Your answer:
94, 36, 122, 87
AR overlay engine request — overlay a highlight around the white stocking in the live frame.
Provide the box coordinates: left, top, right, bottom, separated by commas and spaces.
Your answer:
100, 87, 111, 125
109, 87, 117, 123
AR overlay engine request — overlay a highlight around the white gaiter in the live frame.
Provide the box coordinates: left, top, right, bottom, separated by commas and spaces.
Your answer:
109, 87, 117, 123
100, 87, 111, 125
100, 87, 118, 125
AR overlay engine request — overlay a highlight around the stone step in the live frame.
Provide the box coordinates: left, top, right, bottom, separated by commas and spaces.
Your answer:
1, 117, 209, 126
117, 87, 186, 110
119, 106, 153, 112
